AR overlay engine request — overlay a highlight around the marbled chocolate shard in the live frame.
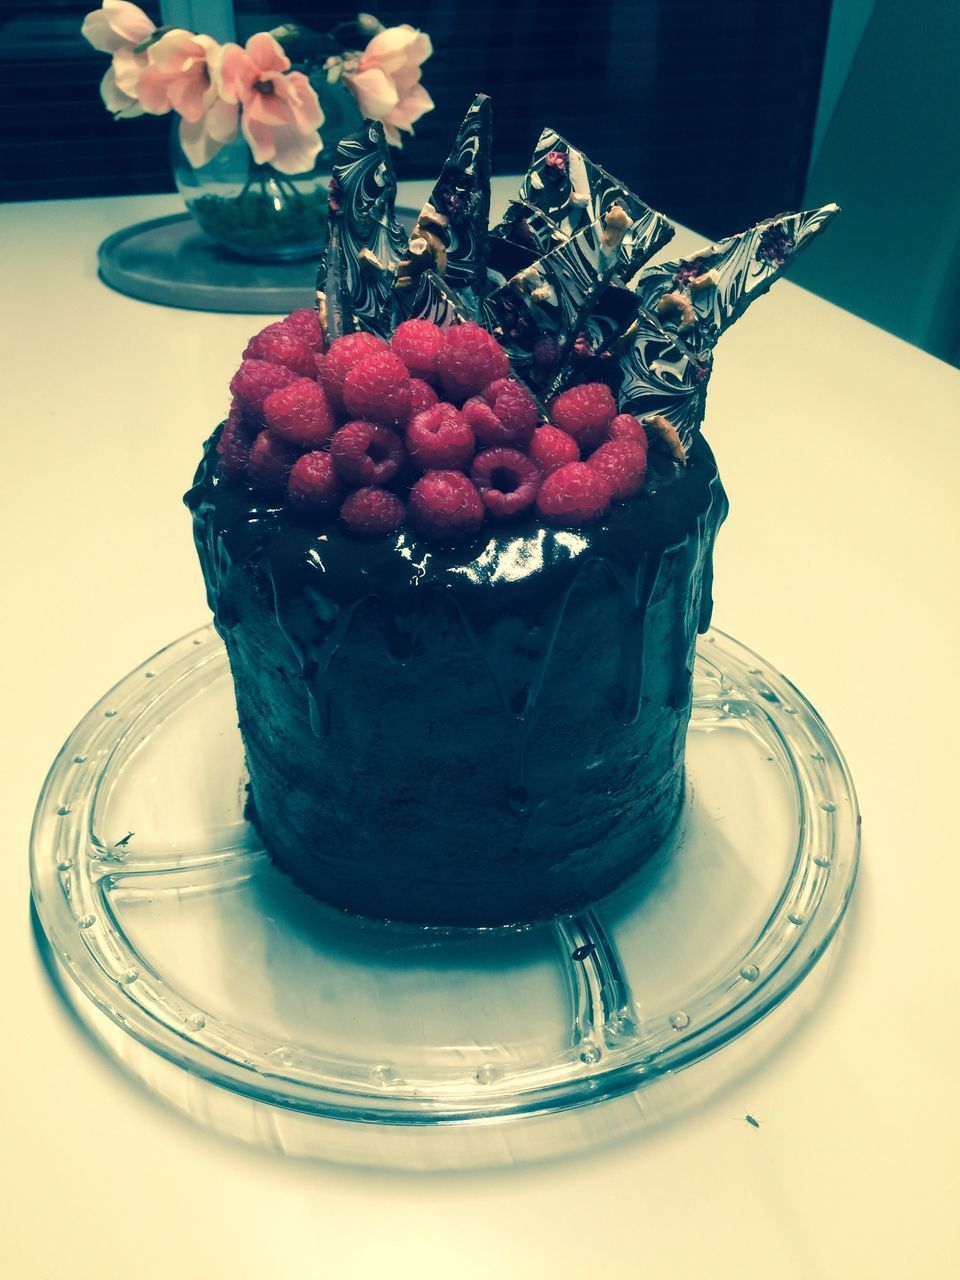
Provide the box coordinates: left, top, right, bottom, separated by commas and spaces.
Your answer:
516, 128, 675, 280
631, 203, 840, 355
396, 269, 469, 328
417, 94, 492, 293
319, 219, 355, 341
316, 121, 408, 336
487, 206, 640, 383
618, 314, 713, 442
490, 199, 567, 256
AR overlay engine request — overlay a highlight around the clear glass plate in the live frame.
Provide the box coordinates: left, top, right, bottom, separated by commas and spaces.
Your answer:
30, 625, 859, 1158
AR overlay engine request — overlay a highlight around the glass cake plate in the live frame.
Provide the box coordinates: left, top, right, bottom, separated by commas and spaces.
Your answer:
30, 625, 859, 1167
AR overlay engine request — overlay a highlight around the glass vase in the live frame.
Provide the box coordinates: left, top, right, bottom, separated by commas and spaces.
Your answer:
171, 79, 362, 262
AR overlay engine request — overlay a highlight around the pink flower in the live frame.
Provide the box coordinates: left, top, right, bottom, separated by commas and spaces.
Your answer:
217, 33, 324, 175
345, 24, 434, 147
80, 1, 155, 119
137, 30, 239, 168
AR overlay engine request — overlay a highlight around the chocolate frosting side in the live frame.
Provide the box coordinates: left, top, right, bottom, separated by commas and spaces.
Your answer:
187, 435, 726, 803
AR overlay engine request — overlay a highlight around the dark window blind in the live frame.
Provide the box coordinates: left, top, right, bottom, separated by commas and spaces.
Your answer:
0, 1, 832, 237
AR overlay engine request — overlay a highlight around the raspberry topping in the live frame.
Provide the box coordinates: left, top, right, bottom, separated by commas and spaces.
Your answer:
408, 377, 440, 416
535, 461, 611, 525
608, 412, 648, 447
550, 382, 617, 449
216, 412, 255, 481
330, 421, 404, 486
587, 440, 648, 501
341, 486, 405, 536
529, 425, 580, 474
263, 378, 336, 448
287, 451, 341, 515
437, 322, 510, 402
216, 314, 652, 535
462, 396, 508, 446
405, 404, 475, 472
230, 360, 299, 414
247, 430, 299, 496
471, 448, 540, 519
391, 319, 447, 382
342, 350, 412, 427
408, 470, 484, 540
481, 378, 538, 443
242, 326, 316, 377
322, 332, 389, 409
282, 307, 326, 352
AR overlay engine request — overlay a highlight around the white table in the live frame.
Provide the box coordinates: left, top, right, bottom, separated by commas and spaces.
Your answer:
3, 182, 958, 1280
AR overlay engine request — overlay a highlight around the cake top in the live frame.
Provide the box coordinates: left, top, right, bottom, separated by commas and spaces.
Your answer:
215, 97, 836, 542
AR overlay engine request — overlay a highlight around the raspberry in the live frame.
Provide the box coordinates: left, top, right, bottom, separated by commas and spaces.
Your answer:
483, 378, 538, 442
242, 325, 316, 377
587, 440, 648, 501
550, 382, 617, 450
608, 413, 647, 447
230, 360, 299, 414
529, 425, 580, 474
536, 462, 611, 525
216, 412, 255, 482
408, 377, 440, 416
283, 307, 326, 352
313, 351, 326, 379
408, 470, 484, 540
247, 430, 299, 496
263, 378, 335, 448
406, 404, 475, 471
532, 335, 561, 376
471, 448, 540, 520
391, 319, 447, 382
330, 421, 404, 486
462, 396, 507, 446
436, 322, 510, 402
342, 351, 412, 428
287, 451, 341, 516
321, 331, 389, 409
341, 486, 405, 536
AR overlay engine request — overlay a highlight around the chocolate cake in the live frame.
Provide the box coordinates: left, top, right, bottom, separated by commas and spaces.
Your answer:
187, 98, 836, 927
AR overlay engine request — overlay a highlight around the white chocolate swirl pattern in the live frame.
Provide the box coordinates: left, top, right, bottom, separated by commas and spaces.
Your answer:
313, 99, 836, 443
419, 93, 492, 295
315, 120, 408, 336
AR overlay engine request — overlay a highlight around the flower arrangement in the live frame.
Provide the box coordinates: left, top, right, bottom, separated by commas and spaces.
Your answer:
81, 3, 433, 257
82, 3, 433, 169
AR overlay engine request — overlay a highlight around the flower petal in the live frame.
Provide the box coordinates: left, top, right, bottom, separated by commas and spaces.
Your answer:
246, 32, 290, 75
136, 62, 173, 114
264, 122, 323, 176
111, 46, 144, 96
216, 43, 256, 104
82, 2, 154, 53
344, 67, 399, 120
179, 112, 229, 169
99, 64, 143, 117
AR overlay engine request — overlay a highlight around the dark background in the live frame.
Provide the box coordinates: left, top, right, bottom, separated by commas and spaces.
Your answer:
0, 1, 832, 238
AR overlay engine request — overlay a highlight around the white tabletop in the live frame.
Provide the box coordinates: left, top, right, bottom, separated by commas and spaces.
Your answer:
2, 181, 959, 1280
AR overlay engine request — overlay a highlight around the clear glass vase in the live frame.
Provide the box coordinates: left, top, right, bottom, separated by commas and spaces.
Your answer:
171, 79, 362, 262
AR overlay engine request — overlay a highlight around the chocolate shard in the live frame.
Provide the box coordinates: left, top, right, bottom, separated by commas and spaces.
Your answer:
513, 128, 675, 281
318, 218, 355, 341
485, 198, 674, 392
484, 205, 636, 385
490, 199, 567, 256
415, 94, 493, 294
316, 121, 408, 337
617, 312, 713, 442
396, 269, 470, 328
631, 203, 841, 355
